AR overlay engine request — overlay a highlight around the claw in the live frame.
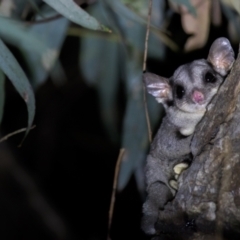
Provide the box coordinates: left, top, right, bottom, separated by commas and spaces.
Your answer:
169, 180, 178, 190
173, 162, 189, 174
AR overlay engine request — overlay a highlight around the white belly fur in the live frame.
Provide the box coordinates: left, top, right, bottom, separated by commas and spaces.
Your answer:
168, 108, 206, 136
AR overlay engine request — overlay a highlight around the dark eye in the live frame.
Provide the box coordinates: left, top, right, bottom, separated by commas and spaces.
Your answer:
175, 85, 185, 99
205, 72, 216, 83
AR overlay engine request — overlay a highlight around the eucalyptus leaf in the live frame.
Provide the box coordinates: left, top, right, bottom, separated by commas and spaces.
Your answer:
0, 38, 35, 136
43, 0, 111, 32
147, 0, 167, 58
118, 58, 148, 192
170, 0, 196, 16
118, 52, 163, 192
80, 2, 120, 142
81, 35, 120, 142
0, 17, 46, 56
21, 5, 69, 88
82, 1, 165, 191
0, 70, 5, 125
0, 6, 69, 88
104, 0, 167, 59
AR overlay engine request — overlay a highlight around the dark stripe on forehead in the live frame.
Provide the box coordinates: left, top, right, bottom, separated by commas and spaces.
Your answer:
189, 60, 210, 80
174, 60, 210, 84
173, 63, 193, 83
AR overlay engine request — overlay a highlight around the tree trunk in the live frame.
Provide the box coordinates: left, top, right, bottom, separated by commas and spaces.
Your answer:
154, 46, 240, 240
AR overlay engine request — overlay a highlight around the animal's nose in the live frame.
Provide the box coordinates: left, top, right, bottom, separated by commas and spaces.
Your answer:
192, 90, 204, 104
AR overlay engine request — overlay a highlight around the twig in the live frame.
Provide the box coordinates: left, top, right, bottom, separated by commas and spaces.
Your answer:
0, 125, 36, 143
143, 0, 153, 143
107, 148, 125, 240
143, 0, 152, 72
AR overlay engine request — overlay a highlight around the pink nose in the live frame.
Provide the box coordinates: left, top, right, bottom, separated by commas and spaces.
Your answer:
192, 90, 204, 103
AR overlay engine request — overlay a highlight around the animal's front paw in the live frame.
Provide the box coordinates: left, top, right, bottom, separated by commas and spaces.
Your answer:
179, 127, 194, 136
173, 162, 189, 175
169, 162, 190, 190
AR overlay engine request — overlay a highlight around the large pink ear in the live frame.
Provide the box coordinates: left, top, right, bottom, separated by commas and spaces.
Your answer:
207, 37, 235, 76
143, 72, 172, 103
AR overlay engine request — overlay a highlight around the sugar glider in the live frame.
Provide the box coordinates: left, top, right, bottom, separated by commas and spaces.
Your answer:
142, 37, 235, 235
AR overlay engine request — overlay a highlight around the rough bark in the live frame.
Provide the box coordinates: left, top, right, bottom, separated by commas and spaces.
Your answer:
153, 46, 240, 240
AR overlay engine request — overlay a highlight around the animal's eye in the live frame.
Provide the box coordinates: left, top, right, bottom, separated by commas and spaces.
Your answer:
175, 85, 185, 99
205, 72, 216, 83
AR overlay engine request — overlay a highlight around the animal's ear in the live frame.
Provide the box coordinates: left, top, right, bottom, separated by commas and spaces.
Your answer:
143, 72, 172, 103
207, 37, 235, 76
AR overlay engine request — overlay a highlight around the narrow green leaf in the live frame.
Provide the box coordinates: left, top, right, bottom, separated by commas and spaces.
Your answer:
80, 2, 165, 192
170, 0, 196, 16
0, 70, 5, 125
117, 46, 164, 192
80, 2, 119, 143
0, 18, 46, 58
43, 0, 111, 32
0, 10, 68, 88
22, 5, 70, 88
0, 38, 35, 137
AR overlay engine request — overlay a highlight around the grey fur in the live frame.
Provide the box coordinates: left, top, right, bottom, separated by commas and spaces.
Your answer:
142, 37, 235, 235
